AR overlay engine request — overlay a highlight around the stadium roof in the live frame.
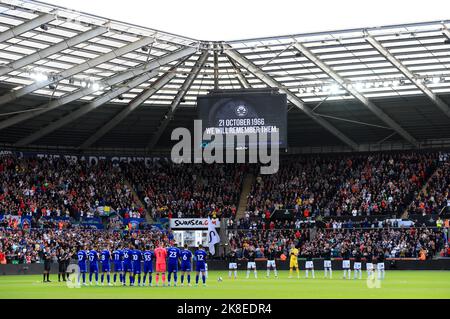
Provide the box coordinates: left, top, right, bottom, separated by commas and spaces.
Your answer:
0, 0, 449, 154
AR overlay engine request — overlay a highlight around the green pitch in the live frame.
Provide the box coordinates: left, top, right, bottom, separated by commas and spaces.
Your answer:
0, 271, 449, 299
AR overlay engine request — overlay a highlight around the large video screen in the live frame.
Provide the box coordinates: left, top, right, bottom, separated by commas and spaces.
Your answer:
197, 91, 287, 149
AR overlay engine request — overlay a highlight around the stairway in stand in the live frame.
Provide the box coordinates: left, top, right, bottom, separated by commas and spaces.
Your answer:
124, 180, 153, 223
401, 167, 440, 219
235, 173, 255, 221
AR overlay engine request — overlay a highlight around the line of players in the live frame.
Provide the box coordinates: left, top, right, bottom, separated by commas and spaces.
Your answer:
76, 242, 208, 287
227, 244, 386, 280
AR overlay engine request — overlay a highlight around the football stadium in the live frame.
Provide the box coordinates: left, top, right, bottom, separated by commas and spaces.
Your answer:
0, 0, 449, 304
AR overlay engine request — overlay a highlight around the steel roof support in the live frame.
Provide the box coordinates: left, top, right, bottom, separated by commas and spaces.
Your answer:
227, 55, 250, 89
292, 41, 419, 147
79, 64, 184, 149
14, 70, 160, 147
224, 47, 359, 150
0, 36, 156, 106
365, 35, 450, 118
0, 46, 197, 131
0, 13, 55, 43
147, 51, 209, 150
0, 26, 108, 76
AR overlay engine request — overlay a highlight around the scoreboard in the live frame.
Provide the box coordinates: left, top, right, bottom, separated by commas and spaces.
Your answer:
197, 89, 287, 148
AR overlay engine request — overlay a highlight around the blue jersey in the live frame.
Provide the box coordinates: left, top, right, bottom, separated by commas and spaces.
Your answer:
100, 250, 111, 265
143, 250, 154, 273
112, 249, 123, 272
131, 250, 142, 263
167, 247, 181, 265
88, 250, 99, 272
112, 250, 123, 263
77, 250, 87, 273
100, 250, 111, 272
123, 249, 133, 272
194, 249, 207, 272
180, 249, 192, 271
131, 250, 142, 274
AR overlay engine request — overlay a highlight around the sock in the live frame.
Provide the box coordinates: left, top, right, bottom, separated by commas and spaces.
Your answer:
344, 269, 347, 278
234, 271, 237, 278
196, 274, 199, 284
296, 269, 299, 278
246, 270, 250, 278
274, 269, 277, 277
174, 273, 177, 284
107, 274, 110, 284
162, 273, 166, 284
181, 274, 184, 284
229, 271, 232, 278
202, 275, 206, 284
254, 270, 257, 279
89, 273, 93, 283
137, 275, 141, 285
149, 274, 152, 285
312, 269, 315, 279
114, 273, 117, 283
82, 273, 86, 283
143, 274, 147, 284
324, 268, 328, 277
306, 269, 309, 278
348, 270, 351, 279
289, 269, 292, 277
187, 274, 190, 283
156, 274, 159, 284
130, 274, 133, 285
58, 274, 61, 281
168, 272, 172, 283
267, 269, 270, 277
101, 274, 104, 283
95, 273, 98, 283
43, 273, 46, 282
329, 268, 332, 278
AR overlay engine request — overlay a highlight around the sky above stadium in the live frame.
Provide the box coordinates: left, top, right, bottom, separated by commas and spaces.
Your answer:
47, 0, 450, 40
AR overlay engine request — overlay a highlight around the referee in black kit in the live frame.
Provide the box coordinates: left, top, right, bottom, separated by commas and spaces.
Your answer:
42, 246, 52, 283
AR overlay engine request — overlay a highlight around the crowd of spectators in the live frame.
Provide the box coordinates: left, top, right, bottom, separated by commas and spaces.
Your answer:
0, 155, 140, 221
123, 161, 244, 220
410, 153, 450, 215
227, 227, 448, 260
0, 227, 172, 264
244, 152, 440, 222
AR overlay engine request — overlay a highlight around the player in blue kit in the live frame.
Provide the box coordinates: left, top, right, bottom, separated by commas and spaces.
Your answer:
122, 245, 133, 286
131, 247, 142, 286
142, 245, 154, 287
112, 246, 124, 285
194, 244, 208, 287
100, 247, 112, 286
77, 247, 88, 286
180, 244, 193, 286
167, 243, 181, 286
88, 248, 99, 285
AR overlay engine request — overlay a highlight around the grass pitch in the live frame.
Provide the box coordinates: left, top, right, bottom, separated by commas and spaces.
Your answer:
0, 271, 449, 299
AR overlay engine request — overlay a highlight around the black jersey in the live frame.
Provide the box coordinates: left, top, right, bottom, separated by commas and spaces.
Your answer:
378, 253, 385, 263
305, 252, 313, 261
322, 249, 331, 261
43, 251, 52, 263
227, 252, 237, 263
244, 250, 256, 262
365, 252, 373, 263
266, 250, 277, 260
354, 251, 362, 262
341, 250, 351, 260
